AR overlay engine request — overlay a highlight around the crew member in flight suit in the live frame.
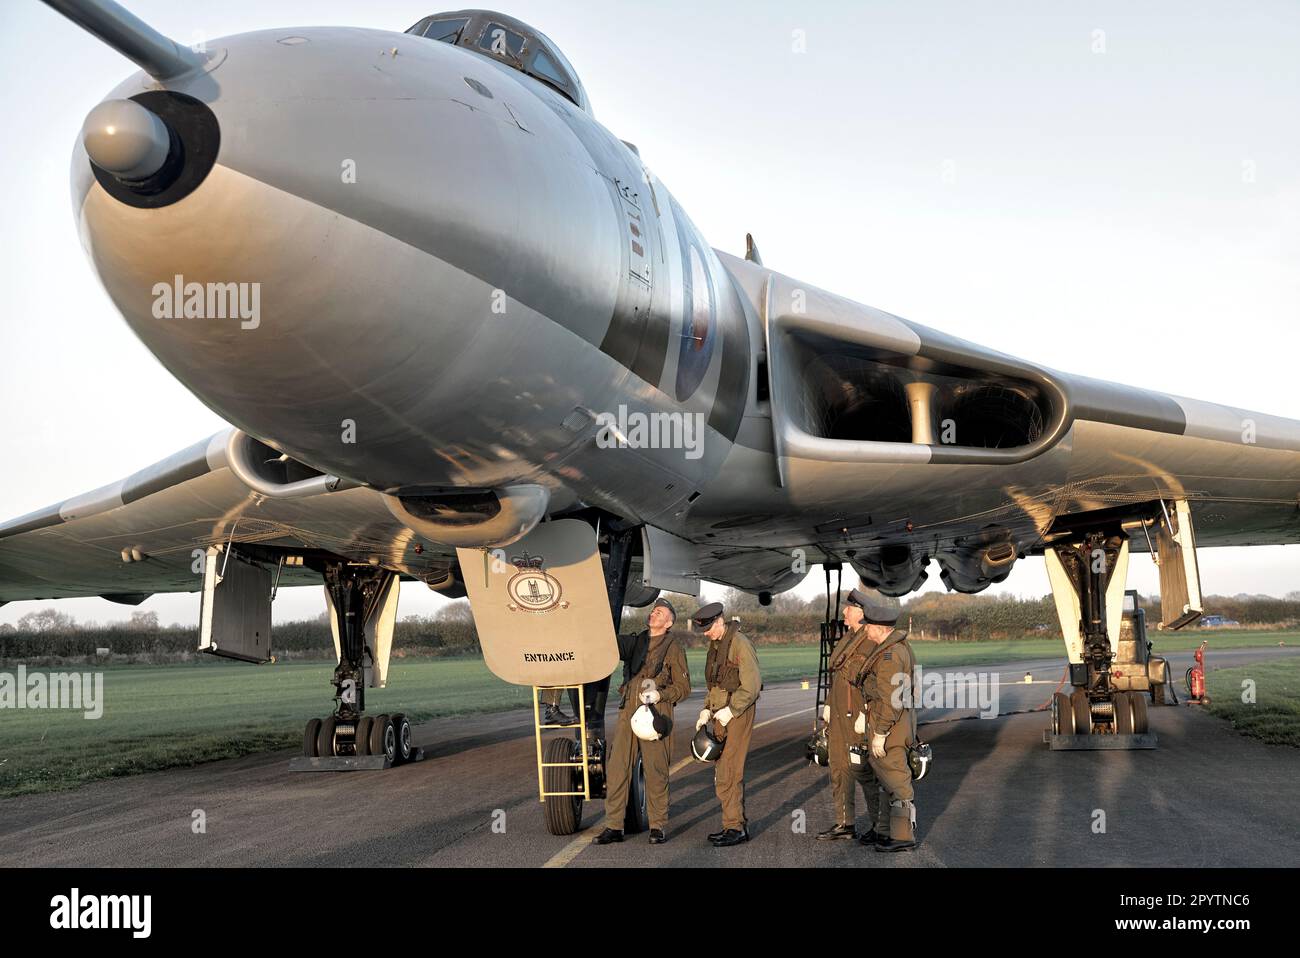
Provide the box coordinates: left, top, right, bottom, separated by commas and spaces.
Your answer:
855, 597, 919, 852
816, 587, 901, 844
692, 602, 762, 847
592, 597, 690, 846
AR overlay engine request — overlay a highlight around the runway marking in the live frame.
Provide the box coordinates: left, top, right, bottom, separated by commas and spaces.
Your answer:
540, 706, 813, 868
753, 706, 815, 731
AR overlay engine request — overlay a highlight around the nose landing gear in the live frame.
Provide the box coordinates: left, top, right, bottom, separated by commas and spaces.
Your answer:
534, 523, 646, 835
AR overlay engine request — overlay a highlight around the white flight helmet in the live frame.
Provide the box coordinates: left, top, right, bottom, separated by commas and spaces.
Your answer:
631, 704, 672, 741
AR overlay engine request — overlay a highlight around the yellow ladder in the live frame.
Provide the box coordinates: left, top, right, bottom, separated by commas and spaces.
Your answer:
533, 684, 591, 802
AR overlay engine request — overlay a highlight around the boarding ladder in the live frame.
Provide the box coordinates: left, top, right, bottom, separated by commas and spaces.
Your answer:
532, 684, 591, 801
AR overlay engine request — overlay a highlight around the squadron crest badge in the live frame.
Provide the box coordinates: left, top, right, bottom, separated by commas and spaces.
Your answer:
506, 553, 568, 613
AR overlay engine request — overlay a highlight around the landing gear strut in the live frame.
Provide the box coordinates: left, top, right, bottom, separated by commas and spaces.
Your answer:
1045, 530, 1156, 748
297, 563, 417, 768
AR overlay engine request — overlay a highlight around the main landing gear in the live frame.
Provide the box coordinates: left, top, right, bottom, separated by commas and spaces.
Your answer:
1045, 530, 1157, 750
292, 562, 421, 771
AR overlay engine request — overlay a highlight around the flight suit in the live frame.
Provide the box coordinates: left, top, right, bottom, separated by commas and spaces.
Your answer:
539, 688, 564, 708
702, 623, 761, 830
825, 626, 881, 831
539, 687, 578, 712
857, 629, 918, 842
602, 629, 690, 831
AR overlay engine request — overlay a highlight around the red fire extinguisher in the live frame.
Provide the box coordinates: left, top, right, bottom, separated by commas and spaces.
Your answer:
1186, 640, 1209, 705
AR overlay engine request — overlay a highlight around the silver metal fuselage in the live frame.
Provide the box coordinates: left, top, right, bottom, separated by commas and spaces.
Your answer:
63, 22, 1300, 598
77, 25, 749, 525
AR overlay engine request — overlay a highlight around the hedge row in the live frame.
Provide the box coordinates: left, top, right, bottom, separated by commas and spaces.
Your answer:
3, 592, 1296, 659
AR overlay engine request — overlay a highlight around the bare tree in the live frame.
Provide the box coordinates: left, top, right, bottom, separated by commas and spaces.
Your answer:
436, 600, 474, 624
129, 610, 160, 631
17, 608, 76, 633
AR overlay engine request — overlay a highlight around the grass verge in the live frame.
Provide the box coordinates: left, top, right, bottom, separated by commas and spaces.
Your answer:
1205, 657, 1300, 747
2, 631, 1294, 797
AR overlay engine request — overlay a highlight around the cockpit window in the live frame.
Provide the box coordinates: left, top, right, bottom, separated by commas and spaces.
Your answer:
478, 22, 527, 62
405, 11, 592, 115
421, 17, 469, 43
529, 48, 572, 93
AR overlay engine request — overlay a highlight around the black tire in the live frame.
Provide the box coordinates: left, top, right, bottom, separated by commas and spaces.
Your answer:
542, 737, 583, 836
356, 716, 373, 755
590, 737, 608, 799
1052, 692, 1073, 734
1070, 690, 1091, 735
303, 718, 322, 757
1131, 692, 1149, 734
371, 714, 395, 763
623, 752, 648, 834
1114, 691, 1134, 735
317, 716, 338, 757
392, 713, 413, 764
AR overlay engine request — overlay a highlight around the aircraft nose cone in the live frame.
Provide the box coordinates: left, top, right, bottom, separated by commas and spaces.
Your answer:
82, 98, 171, 180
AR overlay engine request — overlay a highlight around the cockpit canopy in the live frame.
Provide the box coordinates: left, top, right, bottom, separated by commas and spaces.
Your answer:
405, 10, 591, 114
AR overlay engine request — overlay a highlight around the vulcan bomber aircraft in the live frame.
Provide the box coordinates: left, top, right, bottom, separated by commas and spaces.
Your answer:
4, 1, 1300, 827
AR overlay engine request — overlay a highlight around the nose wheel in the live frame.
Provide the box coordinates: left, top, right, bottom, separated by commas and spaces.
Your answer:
542, 737, 585, 835
624, 752, 648, 835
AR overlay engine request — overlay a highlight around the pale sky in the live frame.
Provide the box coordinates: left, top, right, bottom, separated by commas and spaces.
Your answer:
1, 0, 1298, 627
